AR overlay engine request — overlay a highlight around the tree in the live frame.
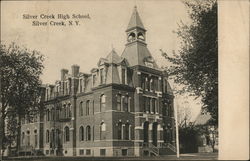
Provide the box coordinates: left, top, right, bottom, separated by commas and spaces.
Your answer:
162, 0, 218, 125
0, 42, 44, 157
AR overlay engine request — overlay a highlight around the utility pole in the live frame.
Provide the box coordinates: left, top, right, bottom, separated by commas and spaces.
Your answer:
174, 88, 180, 158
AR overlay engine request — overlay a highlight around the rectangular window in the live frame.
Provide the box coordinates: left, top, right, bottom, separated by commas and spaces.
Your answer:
154, 78, 158, 91
56, 109, 59, 120
80, 102, 83, 116
152, 99, 156, 113
86, 149, 91, 155
93, 126, 95, 141
100, 149, 106, 156
117, 95, 121, 111
146, 97, 150, 113
47, 110, 50, 121
141, 76, 145, 90
79, 149, 84, 155
93, 100, 95, 115
65, 81, 68, 94
122, 149, 128, 156
142, 97, 146, 112
146, 78, 150, 91
122, 68, 126, 84
51, 110, 55, 121
80, 79, 82, 92
150, 78, 154, 91
123, 96, 128, 112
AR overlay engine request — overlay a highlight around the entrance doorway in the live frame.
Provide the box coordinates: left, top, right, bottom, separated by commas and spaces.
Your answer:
143, 121, 149, 144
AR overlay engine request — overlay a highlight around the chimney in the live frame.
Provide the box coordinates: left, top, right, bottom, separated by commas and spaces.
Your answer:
61, 69, 68, 80
71, 64, 80, 77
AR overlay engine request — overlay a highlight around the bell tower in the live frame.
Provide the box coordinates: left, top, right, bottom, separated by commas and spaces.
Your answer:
122, 6, 158, 68
126, 6, 147, 45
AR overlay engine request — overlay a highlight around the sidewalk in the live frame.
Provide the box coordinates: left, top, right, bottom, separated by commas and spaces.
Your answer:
3, 153, 218, 161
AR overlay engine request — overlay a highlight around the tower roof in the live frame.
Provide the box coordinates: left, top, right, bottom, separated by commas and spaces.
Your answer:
126, 6, 145, 31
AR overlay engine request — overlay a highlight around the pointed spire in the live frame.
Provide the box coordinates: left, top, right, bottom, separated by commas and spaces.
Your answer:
126, 6, 145, 31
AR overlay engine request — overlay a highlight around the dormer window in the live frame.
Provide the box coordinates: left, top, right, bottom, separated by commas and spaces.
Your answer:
145, 62, 153, 68
121, 68, 126, 84
93, 74, 97, 87
144, 56, 154, 68
100, 68, 105, 85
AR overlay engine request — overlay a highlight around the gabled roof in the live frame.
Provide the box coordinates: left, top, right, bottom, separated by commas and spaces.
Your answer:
165, 79, 173, 95
194, 113, 211, 125
126, 6, 145, 31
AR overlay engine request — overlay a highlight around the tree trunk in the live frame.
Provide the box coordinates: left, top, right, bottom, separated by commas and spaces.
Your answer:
0, 106, 6, 160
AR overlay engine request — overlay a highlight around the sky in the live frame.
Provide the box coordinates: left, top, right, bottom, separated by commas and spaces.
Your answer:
1, 0, 201, 120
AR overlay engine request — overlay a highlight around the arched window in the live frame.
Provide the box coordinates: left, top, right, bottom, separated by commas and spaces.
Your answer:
124, 123, 130, 140
86, 126, 91, 141
79, 126, 84, 141
123, 96, 128, 112
86, 100, 90, 116
137, 32, 145, 40
34, 130, 38, 147
117, 122, 122, 140
117, 94, 121, 111
46, 130, 50, 143
51, 129, 55, 144
100, 95, 106, 112
64, 126, 70, 142
128, 32, 136, 42
100, 122, 106, 140
55, 129, 60, 146
79, 102, 83, 116
26, 130, 30, 146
